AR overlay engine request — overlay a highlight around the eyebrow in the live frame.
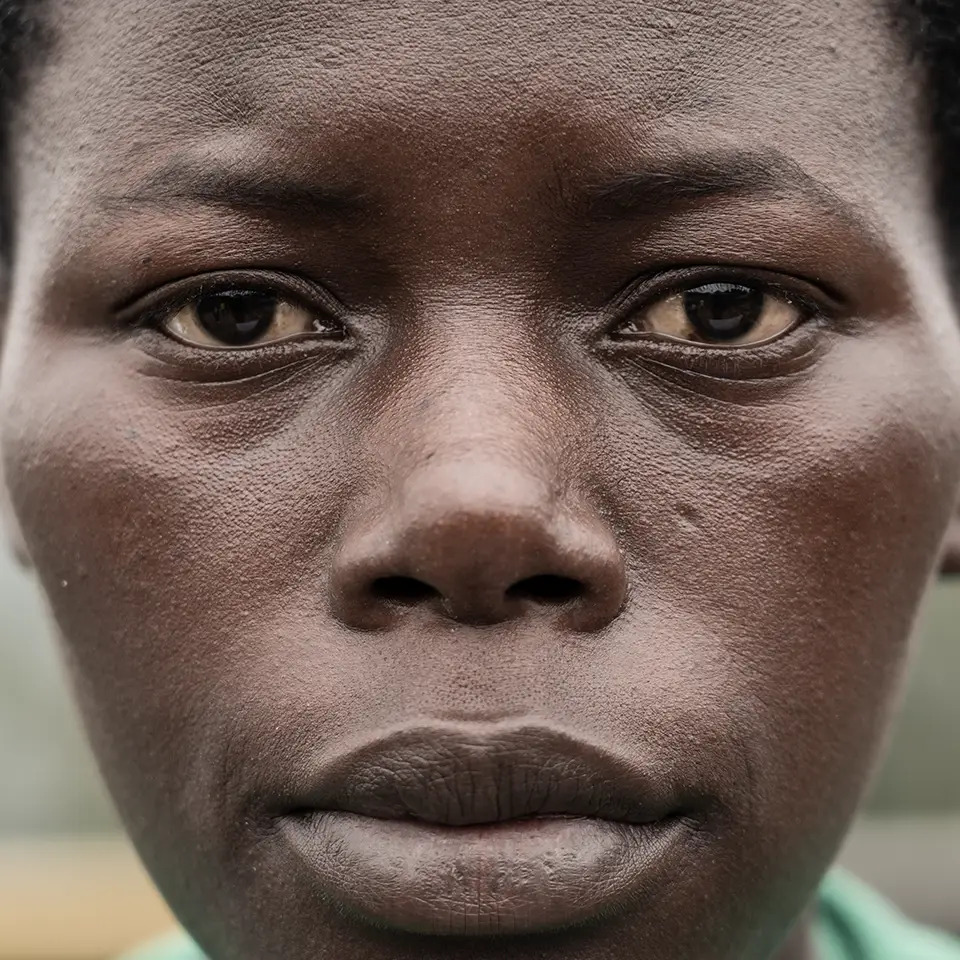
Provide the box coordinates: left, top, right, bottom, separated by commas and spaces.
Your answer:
104, 160, 373, 223
105, 148, 851, 232
581, 150, 849, 223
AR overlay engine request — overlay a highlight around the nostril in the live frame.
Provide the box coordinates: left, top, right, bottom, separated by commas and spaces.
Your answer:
506, 574, 585, 606
371, 576, 441, 606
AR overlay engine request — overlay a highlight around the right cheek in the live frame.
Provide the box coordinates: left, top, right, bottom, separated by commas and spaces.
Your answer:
5, 400, 201, 723
1, 384, 243, 819
4, 353, 349, 671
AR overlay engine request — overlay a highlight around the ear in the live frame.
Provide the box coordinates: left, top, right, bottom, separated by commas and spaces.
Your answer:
941, 506, 960, 576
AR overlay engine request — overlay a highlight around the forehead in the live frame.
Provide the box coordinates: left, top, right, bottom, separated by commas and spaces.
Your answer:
23, 0, 921, 220
39, 0, 904, 116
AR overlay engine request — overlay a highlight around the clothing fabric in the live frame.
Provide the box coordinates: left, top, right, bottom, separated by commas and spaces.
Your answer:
119, 870, 960, 960
816, 871, 960, 960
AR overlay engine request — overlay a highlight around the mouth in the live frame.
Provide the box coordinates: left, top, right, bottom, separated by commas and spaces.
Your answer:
272, 722, 706, 936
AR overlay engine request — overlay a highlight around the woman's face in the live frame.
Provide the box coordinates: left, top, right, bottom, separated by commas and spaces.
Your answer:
2, 1, 960, 958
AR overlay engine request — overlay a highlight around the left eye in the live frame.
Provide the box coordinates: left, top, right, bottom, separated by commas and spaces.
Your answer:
162, 289, 335, 348
619, 282, 804, 347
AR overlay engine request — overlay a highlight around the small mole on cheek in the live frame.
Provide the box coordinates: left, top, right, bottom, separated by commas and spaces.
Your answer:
675, 502, 702, 532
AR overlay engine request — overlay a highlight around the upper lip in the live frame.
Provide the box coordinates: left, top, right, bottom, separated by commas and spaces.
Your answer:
279, 723, 690, 827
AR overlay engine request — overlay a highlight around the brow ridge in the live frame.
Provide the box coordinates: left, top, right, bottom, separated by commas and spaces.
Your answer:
582, 150, 848, 222
105, 160, 372, 222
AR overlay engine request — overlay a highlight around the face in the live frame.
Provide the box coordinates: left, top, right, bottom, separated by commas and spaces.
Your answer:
2, 1, 960, 958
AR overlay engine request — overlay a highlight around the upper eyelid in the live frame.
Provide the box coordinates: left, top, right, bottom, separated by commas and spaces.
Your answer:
113, 269, 349, 327
608, 265, 846, 320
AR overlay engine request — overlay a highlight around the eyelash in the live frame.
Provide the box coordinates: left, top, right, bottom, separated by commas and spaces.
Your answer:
606, 264, 841, 341
115, 269, 349, 337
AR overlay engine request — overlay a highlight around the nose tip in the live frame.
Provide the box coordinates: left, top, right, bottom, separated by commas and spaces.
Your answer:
330, 462, 627, 631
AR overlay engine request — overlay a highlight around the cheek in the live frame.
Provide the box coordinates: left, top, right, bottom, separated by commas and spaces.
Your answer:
596, 331, 960, 838
4, 320, 960, 881
1, 341, 360, 770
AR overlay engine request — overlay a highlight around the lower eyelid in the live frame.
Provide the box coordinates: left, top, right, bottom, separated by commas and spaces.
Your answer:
598, 306, 828, 369
127, 324, 357, 385
164, 328, 327, 352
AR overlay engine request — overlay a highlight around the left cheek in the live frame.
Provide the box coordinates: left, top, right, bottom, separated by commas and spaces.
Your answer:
703, 353, 960, 821
594, 332, 960, 817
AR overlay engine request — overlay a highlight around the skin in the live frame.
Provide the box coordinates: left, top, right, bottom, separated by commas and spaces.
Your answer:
2, 0, 960, 957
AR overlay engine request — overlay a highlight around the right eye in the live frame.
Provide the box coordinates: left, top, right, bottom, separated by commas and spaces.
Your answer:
162, 289, 341, 349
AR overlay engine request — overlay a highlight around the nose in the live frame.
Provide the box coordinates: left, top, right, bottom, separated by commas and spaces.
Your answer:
330, 459, 626, 631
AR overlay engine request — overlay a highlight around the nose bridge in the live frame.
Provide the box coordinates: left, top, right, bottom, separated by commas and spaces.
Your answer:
400, 374, 562, 499
376, 288, 583, 550
405, 293, 564, 465
330, 311, 627, 632
370, 284, 575, 493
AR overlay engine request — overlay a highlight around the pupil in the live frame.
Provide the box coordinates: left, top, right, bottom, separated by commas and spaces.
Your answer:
195, 290, 277, 345
682, 283, 764, 341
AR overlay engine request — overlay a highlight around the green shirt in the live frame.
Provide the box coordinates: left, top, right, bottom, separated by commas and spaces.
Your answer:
120, 870, 960, 960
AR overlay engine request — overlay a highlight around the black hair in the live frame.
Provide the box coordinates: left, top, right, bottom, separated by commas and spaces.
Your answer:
0, 1, 959, 277
900, 0, 960, 282
0, 0, 48, 266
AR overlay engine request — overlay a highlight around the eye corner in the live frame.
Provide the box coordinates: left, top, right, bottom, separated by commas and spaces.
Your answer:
604, 316, 652, 343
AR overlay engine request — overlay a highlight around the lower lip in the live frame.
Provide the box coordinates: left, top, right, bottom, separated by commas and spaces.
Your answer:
279, 811, 690, 936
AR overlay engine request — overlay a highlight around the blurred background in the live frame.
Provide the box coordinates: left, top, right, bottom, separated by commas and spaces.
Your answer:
1, 546, 958, 959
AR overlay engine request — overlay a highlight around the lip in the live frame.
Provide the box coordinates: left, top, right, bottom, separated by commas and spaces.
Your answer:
273, 722, 705, 935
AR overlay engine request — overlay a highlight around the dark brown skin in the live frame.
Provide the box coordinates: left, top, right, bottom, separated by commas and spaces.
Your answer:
3, 1, 960, 958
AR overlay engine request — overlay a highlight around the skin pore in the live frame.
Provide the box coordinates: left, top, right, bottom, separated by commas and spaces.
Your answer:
2, 1, 960, 958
